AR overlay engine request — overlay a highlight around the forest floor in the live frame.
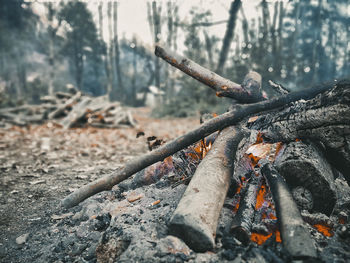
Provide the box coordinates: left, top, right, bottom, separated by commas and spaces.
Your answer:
0, 107, 199, 262
1, 106, 349, 263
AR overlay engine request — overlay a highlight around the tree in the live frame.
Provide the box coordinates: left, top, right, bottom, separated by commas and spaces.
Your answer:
113, 2, 124, 100
216, 0, 241, 75
59, 2, 102, 91
0, 0, 37, 101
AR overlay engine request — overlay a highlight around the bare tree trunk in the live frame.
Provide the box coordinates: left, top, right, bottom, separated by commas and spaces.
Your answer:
310, 0, 322, 84
47, 2, 55, 96
73, 33, 83, 90
107, 1, 115, 97
113, 2, 124, 100
203, 30, 214, 67
152, 1, 162, 96
287, 0, 300, 80
275, 1, 284, 77
216, 0, 241, 75
98, 2, 110, 96
270, 2, 278, 75
131, 37, 137, 105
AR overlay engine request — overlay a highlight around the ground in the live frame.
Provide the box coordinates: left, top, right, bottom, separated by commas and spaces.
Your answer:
1, 107, 350, 263
0, 107, 198, 262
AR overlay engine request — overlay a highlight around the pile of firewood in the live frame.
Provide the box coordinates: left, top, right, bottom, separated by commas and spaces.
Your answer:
62, 45, 350, 261
0, 87, 136, 129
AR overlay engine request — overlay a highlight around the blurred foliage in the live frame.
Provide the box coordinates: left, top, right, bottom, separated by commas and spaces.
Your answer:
0, 0, 348, 116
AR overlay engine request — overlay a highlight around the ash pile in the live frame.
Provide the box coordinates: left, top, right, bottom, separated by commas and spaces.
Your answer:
0, 86, 136, 129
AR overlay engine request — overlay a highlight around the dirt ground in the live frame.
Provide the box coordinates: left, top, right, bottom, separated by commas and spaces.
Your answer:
1, 107, 350, 263
0, 107, 199, 262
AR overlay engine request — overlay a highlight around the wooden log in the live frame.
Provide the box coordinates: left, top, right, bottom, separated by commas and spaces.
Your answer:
300, 211, 333, 228
48, 91, 82, 119
230, 175, 262, 245
252, 80, 350, 184
59, 96, 92, 128
168, 126, 244, 252
61, 81, 334, 208
274, 141, 336, 215
155, 45, 265, 103
261, 162, 317, 260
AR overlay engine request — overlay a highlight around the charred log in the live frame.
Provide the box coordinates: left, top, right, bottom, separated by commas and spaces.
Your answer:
230, 175, 262, 245
261, 162, 317, 260
168, 126, 244, 252
274, 141, 337, 215
252, 81, 350, 184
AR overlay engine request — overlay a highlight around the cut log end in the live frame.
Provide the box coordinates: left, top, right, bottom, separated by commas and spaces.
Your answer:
169, 214, 215, 252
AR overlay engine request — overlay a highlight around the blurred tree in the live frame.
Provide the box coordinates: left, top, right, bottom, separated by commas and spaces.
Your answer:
0, 0, 37, 101
216, 0, 241, 75
59, 1, 103, 92
113, 2, 124, 101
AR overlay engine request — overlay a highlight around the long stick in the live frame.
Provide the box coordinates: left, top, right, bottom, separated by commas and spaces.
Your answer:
261, 162, 317, 259
168, 126, 244, 252
155, 45, 264, 103
61, 83, 333, 208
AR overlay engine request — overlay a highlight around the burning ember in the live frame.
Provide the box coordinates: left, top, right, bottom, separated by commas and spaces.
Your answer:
313, 224, 333, 237
251, 230, 282, 245
231, 132, 336, 246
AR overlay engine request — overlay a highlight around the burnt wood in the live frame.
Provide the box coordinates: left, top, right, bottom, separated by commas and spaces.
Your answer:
252, 81, 350, 185
261, 162, 317, 260
230, 175, 262, 245
274, 141, 337, 215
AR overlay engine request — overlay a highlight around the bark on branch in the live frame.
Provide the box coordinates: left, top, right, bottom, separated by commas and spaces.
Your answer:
61, 82, 333, 208
155, 45, 264, 103
168, 126, 244, 252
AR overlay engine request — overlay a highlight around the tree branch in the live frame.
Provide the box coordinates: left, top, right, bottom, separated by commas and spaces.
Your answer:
155, 45, 264, 103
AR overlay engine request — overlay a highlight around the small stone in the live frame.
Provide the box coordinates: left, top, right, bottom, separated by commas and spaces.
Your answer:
156, 235, 192, 257
16, 233, 29, 245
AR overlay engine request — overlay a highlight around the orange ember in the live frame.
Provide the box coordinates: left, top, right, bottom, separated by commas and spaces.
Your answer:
251, 231, 282, 245
255, 185, 267, 210
192, 139, 213, 159
339, 218, 346, 225
275, 230, 282, 243
251, 232, 272, 245
234, 202, 240, 213
255, 132, 264, 144
313, 224, 334, 237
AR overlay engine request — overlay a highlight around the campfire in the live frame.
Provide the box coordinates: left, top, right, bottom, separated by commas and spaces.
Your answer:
61, 45, 350, 261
